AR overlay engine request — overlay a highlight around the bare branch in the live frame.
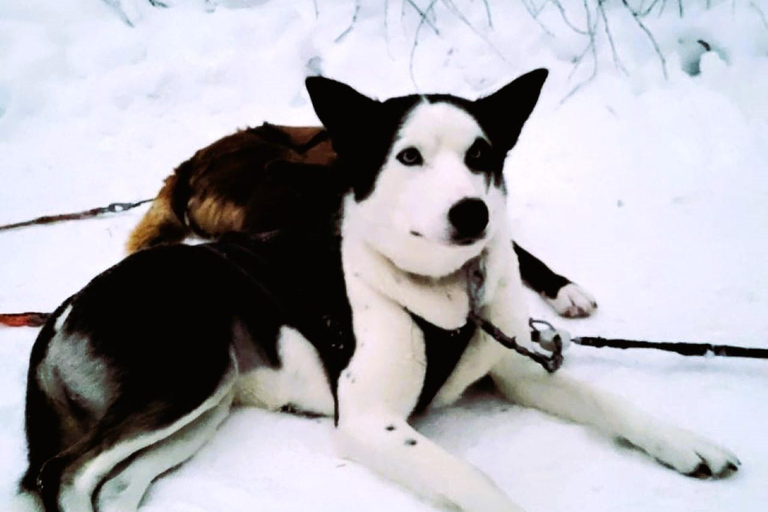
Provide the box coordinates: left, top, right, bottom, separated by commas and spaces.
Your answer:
632, 0, 664, 17
562, 0, 599, 102
409, 0, 440, 88
335, 0, 361, 43
597, 0, 628, 74
751, 0, 768, 30
520, 0, 555, 37
440, 0, 511, 64
404, 0, 441, 35
549, 0, 589, 35
481, 0, 493, 29
622, 0, 668, 79
101, 0, 136, 27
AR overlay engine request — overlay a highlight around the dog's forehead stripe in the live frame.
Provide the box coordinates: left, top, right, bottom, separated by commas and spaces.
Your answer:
394, 101, 487, 151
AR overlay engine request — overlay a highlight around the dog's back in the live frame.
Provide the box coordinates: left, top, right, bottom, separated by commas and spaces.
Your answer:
126, 124, 337, 253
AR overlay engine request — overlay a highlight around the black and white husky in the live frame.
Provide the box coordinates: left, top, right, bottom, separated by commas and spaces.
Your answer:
22, 70, 739, 512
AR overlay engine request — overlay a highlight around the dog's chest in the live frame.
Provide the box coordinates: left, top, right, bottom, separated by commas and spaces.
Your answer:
213, 233, 480, 417
410, 315, 477, 415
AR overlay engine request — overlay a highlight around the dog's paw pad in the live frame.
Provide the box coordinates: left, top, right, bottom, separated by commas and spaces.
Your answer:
546, 283, 597, 318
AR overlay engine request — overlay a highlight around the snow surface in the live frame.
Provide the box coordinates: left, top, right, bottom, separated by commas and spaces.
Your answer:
1, 1, 767, 511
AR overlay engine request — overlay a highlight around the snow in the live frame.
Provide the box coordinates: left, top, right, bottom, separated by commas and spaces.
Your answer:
1, 1, 767, 511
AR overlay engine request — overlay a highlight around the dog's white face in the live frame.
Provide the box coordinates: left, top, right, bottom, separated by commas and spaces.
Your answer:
306, 70, 549, 277
347, 101, 507, 277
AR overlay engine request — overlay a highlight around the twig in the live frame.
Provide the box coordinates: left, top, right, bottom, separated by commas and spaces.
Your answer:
440, 0, 511, 64
520, 0, 555, 37
384, 0, 394, 59
636, 0, 664, 17
622, 0, 668, 80
751, 0, 768, 29
549, 0, 589, 35
598, 0, 628, 74
561, 0, 599, 103
409, 0, 440, 88
481, 0, 493, 28
658, 0, 669, 17
101, 0, 136, 27
404, 0, 441, 35
334, 0, 361, 43
0, 199, 153, 233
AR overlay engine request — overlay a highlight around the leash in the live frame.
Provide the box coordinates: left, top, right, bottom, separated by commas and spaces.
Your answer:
0, 313, 51, 328
464, 257, 768, 373
0, 198, 154, 327
0, 198, 153, 232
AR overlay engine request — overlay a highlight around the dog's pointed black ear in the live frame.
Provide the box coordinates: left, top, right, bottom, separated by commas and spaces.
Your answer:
474, 68, 549, 151
305, 77, 380, 141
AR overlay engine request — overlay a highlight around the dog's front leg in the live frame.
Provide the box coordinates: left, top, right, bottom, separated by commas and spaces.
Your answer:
490, 354, 740, 478
482, 236, 738, 478
337, 275, 525, 512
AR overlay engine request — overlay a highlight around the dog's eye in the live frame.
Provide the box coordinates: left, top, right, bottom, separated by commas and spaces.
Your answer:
466, 139, 490, 162
396, 147, 423, 166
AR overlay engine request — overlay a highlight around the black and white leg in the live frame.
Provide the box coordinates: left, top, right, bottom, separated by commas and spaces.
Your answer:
96, 391, 234, 512
490, 353, 740, 478
337, 274, 523, 512
513, 242, 597, 318
41, 351, 238, 512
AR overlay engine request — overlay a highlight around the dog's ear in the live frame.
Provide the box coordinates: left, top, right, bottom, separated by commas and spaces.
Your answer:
305, 77, 380, 143
473, 68, 548, 152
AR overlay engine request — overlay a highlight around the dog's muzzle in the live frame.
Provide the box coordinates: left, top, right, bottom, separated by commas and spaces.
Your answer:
448, 198, 488, 245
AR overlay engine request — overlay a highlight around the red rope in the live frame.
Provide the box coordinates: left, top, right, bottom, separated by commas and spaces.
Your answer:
0, 313, 51, 328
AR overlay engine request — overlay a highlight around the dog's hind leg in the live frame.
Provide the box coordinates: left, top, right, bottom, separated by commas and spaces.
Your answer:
95, 389, 234, 512
491, 352, 740, 479
37, 350, 237, 512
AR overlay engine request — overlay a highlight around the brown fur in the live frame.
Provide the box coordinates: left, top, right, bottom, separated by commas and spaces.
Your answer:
126, 123, 336, 253
126, 174, 188, 253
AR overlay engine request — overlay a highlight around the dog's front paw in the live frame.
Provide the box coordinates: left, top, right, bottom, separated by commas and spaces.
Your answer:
546, 283, 597, 318
625, 427, 740, 479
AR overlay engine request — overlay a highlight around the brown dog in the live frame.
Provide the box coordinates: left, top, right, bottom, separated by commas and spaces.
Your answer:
127, 123, 596, 317
127, 124, 337, 253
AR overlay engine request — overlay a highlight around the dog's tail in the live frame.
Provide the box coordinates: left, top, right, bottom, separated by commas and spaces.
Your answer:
125, 173, 190, 253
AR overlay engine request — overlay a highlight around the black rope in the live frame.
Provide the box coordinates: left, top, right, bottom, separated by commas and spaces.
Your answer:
0, 198, 153, 232
573, 336, 768, 359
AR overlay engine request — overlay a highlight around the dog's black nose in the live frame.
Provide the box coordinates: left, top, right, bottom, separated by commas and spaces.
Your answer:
448, 198, 488, 243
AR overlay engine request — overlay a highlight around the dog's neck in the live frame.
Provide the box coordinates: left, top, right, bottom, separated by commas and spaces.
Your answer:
341, 233, 472, 331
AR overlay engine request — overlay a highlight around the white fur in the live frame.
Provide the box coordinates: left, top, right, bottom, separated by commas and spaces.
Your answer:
53, 304, 72, 332
547, 283, 597, 318
234, 326, 335, 416
490, 354, 739, 476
